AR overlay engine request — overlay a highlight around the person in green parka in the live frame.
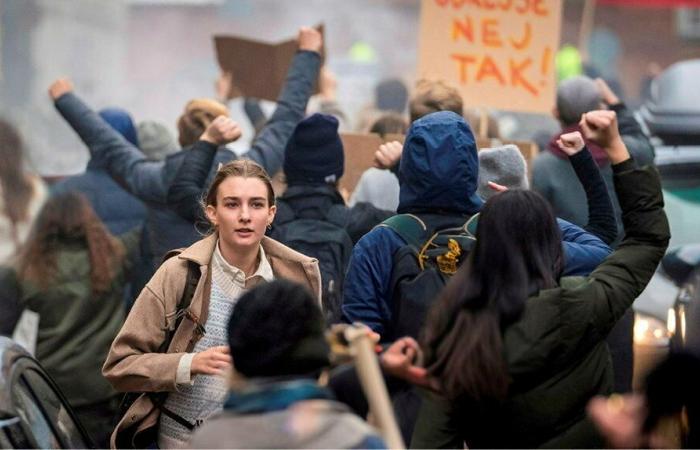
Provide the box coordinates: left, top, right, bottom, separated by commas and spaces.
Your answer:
10, 191, 138, 447
402, 110, 670, 449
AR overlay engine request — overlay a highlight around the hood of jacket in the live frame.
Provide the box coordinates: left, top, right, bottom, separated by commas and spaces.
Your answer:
88, 108, 139, 170
397, 111, 483, 215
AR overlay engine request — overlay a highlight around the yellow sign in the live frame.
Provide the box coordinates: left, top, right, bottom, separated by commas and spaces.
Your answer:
418, 0, 562, 113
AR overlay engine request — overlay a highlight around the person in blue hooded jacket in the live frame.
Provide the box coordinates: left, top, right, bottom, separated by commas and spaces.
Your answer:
51, 107, 146, 235
341, 111, 613, 340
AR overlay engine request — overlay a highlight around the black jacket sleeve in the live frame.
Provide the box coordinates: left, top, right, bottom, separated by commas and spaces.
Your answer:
569, 147, 618, 245
166, 140, 218, 221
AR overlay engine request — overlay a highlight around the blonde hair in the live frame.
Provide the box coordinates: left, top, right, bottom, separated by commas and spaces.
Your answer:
409, 79, 464, 123
176, 98, 229, 147
204, 159, 275, 210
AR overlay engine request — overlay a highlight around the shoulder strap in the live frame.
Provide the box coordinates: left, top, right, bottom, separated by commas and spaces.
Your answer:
378, 214, 428, 249
465, 213, 479, 237
157, 249, 202, 353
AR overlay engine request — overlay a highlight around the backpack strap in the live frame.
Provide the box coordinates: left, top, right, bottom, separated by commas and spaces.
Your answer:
139, 249, 202, 431
157, 250, 203, 353
465, 213, 479, 237
378, 214, 428, 250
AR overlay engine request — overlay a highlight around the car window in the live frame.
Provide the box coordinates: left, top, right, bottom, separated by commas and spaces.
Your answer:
12, 378, 60, 449
21, 369, 87, 449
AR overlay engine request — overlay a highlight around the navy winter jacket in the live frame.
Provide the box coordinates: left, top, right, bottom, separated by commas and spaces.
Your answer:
54, 50, 321, 270
341, 112, 612, 337
52, 108, 146, 235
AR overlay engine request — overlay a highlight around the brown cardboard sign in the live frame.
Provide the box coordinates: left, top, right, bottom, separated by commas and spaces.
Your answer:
214, 25, 324, 102
417, 0, 562, 113
339, 133, 385, 194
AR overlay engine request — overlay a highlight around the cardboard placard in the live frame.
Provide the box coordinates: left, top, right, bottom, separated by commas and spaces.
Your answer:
214, 25, 324, 102
339, 133, 386, 194
417, 0, 562, 113
340, 133, 538, 194
275, 132, 538, 195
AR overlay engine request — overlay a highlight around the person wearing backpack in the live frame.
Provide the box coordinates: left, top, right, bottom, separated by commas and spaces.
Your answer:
167, 113, 393, 324
341, 110, 614, 342
270, 113, 393, 323
102, 159, 321, 449
406, 114, 670, 449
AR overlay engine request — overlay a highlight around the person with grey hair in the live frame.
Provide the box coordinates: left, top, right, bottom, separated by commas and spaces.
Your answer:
136, 120, 178, 161
476, 144, 529, 201
531, 76, 656, 394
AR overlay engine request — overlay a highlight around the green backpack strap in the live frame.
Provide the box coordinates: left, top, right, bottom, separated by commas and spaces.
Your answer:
465, 212, 479, 237
377, 214, 428, 250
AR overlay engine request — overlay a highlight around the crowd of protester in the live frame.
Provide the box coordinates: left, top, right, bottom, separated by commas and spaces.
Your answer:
1, 24, 695, 449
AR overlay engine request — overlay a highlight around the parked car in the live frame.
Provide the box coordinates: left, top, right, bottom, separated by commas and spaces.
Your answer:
0, 336, 93, 449
632, 59, 700, 387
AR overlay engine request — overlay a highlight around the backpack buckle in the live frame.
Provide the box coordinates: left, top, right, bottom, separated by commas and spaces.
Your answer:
436, 239, 461, 274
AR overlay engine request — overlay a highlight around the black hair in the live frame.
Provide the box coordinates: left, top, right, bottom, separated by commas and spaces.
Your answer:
227, 279, 329, 378
422, 189, 563, 401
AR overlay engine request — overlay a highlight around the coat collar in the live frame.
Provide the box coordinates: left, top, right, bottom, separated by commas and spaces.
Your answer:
178, 233, 318, 268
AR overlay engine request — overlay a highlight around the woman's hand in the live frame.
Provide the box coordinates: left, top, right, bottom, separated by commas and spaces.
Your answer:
556, 131, 585, 156
373, 141, 403, 170
579, 110, 630, 164
48, 78, 74, 100
380, 337, 430, 388
191, 345, 232, 376
298, 27, 323, 54
200, 116, 242, 146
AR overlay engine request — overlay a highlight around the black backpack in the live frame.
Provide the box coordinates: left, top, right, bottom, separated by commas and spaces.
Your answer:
381, 213, 477, 341
271, 199, 353, 324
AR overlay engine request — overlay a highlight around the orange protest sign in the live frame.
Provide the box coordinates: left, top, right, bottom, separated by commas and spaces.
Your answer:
417, 0, 562, 113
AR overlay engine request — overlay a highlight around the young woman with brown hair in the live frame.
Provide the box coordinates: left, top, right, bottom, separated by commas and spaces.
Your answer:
103, 159, 321, 449
10, 191, 138, 447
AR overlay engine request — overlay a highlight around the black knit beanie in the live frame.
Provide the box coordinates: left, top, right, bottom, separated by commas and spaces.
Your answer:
227, 279, 330, 378
283, 113, 344, 185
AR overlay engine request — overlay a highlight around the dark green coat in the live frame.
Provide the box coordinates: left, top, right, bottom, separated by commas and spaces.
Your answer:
411, 163, 670, 449
17, 231, 139, 408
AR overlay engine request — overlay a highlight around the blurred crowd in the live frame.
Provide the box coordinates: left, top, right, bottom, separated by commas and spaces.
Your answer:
0, 25, 697, 450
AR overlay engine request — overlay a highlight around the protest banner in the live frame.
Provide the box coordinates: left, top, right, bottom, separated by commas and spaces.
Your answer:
417, 0, 562, 113
214, 25, 324, 101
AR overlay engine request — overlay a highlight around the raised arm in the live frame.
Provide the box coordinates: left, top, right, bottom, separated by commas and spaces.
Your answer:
596, 78, 655, 166
166, 116, 241, 221
49, 79, 167, 204
243, 27, 323, 175
556, 131, 617, 245
577, 110, 670, 331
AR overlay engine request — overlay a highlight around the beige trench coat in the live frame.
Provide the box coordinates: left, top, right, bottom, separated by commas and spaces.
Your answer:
102, 233, 321, 448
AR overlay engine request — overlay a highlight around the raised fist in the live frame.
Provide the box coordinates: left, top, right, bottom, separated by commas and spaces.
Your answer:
579, 110, 621, 149
298, 27, 322, 54
579, 110, 630, 164
48, 78, 74, 100
556, 131, 585, 156
373, 140, 403, 170
200, 116, 242, 146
